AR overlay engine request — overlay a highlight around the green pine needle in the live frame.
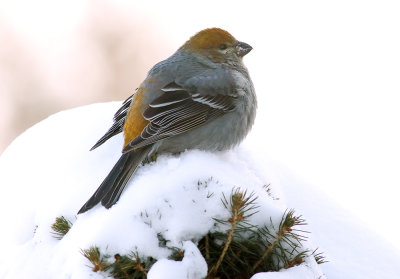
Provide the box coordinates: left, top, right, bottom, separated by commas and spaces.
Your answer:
80, 185, 326, 279
51, 216, 73, 240
81, 246, 108, 272
107, 252, 154, 279
313, 248, 328, 265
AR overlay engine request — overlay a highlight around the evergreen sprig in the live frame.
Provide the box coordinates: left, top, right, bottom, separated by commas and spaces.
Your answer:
207, 189, 259, 277
80, 184, 326, 278
51, 216, 73, 240
199, 190, 314, 279
81, 246, 108, 272
106, 252, 155, 279
312, 248, 328, 265
252, 209, 309, 272
81, 247, 156, 279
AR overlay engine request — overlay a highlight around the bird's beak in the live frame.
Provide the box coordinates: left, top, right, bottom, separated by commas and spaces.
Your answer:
236, 41, 253, 57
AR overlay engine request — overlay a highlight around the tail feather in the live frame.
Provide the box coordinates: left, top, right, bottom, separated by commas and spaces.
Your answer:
78, 146, 151, 214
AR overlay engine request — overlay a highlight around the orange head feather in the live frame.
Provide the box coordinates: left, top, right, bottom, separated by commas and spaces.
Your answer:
180, 28, 252, 63
181, 28, 237, 51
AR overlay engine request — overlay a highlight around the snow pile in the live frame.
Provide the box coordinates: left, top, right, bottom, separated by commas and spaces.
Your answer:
0, 102, 399, 278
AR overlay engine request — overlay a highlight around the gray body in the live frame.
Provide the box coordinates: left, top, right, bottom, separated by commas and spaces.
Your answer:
138, 49, 257, 154
78, 31, 256, 214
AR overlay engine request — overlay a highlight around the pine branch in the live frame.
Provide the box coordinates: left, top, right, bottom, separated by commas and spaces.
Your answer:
207, 189, 258, 277
283, 250, 308, 269
81, 246, 108, 272
252, 222, 286, 271
312, 248, 328, 265
252, 209, 309, 272
107, 252, 155, 279
80, 186, 326, 278
205, 234, 210, 261
169, 248, 185, 261
207, 192, 241, 276
51, 216, 73, 240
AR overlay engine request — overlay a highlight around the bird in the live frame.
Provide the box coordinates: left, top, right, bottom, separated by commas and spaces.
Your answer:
78, 27, 256, 214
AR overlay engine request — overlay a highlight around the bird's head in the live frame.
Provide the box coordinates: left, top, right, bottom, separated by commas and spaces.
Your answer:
181, 28, 252, 64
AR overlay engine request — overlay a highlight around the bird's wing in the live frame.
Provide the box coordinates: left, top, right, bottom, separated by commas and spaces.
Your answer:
122, 76, 239, 153
90, 94, 133, 151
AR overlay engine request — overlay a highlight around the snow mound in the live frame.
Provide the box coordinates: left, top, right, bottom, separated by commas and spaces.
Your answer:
0, 102, 399, 278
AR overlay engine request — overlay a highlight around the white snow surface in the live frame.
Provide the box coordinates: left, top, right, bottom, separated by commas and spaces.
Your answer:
0, 102, 399, 278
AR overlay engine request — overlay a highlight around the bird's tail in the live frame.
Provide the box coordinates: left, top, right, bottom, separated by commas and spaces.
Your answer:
78, 146, 151, 214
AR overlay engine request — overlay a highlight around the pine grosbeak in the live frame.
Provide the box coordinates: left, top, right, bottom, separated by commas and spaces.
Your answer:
78, 28, 256, 214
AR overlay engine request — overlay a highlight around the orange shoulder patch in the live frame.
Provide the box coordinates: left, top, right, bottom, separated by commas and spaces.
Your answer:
122, 88, 149, 148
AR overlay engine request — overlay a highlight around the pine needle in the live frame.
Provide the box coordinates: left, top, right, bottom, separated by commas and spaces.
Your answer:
81, 246, 108, 272
208, 189, 258, 277
51, 216, 73, 240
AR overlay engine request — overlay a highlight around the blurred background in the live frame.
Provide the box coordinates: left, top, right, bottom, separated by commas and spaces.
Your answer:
1, 0, 400, 249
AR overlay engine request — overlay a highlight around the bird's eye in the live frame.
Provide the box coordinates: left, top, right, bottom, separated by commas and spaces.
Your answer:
219, 44, 228, 50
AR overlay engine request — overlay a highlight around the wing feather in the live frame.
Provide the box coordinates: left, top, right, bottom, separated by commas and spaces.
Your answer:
90, 94, 134, 150
123, 82, 236, 152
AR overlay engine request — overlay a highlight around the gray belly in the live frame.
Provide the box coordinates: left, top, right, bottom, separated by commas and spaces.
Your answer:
156, 94, 257, 153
